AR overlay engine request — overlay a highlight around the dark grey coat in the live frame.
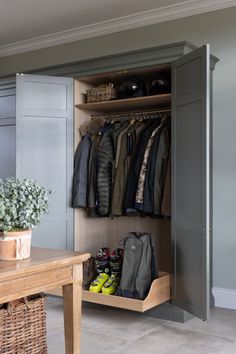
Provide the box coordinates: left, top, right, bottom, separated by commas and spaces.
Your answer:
87, 134, 102, 217
142, 120, 170, 214
97, 127, 115, 216
72, 134, 91, 208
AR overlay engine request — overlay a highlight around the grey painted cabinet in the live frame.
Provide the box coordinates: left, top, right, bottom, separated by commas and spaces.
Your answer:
0, 75, 74, 251
0, 41, 217, 321
66, 43, 215, 321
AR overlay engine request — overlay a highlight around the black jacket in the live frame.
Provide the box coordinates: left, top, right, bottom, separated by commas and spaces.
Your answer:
153, 121, 170, 216
124, 118, 161, 213
97, 126, 115, 216
72, 134, 91, 208
142, 121, 169, 214
87, 134, 102, 217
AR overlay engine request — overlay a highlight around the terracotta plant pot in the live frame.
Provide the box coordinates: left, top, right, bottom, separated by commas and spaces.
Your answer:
0, 229, 32, 261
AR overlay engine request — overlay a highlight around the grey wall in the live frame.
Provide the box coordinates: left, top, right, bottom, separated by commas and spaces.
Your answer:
0, 7, 235, 290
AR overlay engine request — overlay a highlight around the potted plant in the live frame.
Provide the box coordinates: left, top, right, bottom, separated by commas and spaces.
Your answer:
0, 178, 52, 260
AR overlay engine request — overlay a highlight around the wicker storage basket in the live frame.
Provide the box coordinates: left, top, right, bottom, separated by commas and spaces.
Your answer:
86, 84, 117, 103
0, 294, 47, 354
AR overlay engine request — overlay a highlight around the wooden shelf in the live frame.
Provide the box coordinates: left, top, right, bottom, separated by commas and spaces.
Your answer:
82, 271, 170, 312
76, 94, 171, 113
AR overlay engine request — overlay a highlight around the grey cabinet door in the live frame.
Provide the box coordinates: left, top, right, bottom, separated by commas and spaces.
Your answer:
0, 83, 16, 179
16, 74, 74, 250
172, 45, 210, 320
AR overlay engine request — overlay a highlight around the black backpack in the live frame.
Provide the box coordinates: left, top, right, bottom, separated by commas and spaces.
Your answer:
117, 232, 157, 300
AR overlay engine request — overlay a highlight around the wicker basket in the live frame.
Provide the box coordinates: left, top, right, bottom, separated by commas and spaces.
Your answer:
86, 83, 117, 103
0, 294, 47, 354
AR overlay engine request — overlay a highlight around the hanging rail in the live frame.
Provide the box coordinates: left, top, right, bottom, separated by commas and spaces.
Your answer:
90, 108, 171, 120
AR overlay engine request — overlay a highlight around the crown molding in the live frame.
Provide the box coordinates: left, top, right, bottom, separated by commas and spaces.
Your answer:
0, 0, 236, 58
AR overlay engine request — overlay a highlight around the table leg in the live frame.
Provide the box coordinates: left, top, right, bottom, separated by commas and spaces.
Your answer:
63, 263, 83, 354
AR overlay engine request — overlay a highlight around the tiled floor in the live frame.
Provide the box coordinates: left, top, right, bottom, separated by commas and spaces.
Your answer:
47, 297, 236, 354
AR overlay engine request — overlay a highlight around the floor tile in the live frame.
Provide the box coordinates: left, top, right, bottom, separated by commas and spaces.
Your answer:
46, 297, 236, 354
81, 329, 129, 354
112, 325, 236, 354
82, 306, 162, 341
165, 307, 236, 340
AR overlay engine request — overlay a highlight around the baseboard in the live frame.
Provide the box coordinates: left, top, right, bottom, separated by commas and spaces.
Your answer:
213, 287, 236, 310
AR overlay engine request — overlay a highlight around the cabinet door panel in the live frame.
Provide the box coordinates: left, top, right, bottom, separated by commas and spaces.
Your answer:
0, 85, 16, 178
16, 74, 74, 250
172, 45, 210, 320
0, 125, 16, 179
17, 116, 67, 215
0, 94, 16, 119
23, 81, 67, 110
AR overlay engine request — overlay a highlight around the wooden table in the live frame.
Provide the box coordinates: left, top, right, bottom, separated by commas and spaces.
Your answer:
0, 247, 90, 354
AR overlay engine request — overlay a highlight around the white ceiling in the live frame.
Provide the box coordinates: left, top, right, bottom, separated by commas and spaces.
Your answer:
0, 0, 183, 45
0, 0, 236, 56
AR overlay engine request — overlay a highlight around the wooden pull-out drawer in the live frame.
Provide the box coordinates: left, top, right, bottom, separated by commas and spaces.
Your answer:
82, 271, 170, 312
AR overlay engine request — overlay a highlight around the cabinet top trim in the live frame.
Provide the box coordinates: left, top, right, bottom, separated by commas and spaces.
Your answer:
34, 41, 198, 77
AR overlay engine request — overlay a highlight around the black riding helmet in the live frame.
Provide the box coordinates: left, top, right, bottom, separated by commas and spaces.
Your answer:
149, 73, 171, 95
118, 77, 147, 99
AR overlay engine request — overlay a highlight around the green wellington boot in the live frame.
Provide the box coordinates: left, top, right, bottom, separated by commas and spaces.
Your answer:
89, 273, 110, 293
102, 274, 120, 295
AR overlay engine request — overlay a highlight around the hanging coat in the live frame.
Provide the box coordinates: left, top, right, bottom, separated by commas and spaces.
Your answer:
153, 122, 170, 216
112, 121, 146, 215
124, 118, 161, 214
87, 134, 102, 217
142, 119, 170, 214
97, 126, 115, 216
72, 133, 91, 208
135, 121, 163, 208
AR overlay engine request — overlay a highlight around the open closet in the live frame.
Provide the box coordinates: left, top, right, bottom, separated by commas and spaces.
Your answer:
0, 41, 218, 321
73, 43, 218, 321
74, 63, 172, 312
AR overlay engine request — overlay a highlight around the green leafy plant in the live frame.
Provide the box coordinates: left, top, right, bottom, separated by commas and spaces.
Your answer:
0, 178, 52, 232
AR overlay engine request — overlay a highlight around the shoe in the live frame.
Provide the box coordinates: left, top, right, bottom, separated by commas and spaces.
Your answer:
89, 273, 110, 293
109, 248, 124, 275
102, 274, 120, 295
96, 247, 110, 260
95, 248, 110, 274
83, 257, 97, 290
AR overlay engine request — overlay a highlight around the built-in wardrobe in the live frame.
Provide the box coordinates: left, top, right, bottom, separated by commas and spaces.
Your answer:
0, 41, 218, 321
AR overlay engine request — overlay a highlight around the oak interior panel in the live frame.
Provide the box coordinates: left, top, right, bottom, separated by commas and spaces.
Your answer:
73, 70, 172, 311
74, 76, 172, 275
75, 210, 171, 273
76, 63, 171, 85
